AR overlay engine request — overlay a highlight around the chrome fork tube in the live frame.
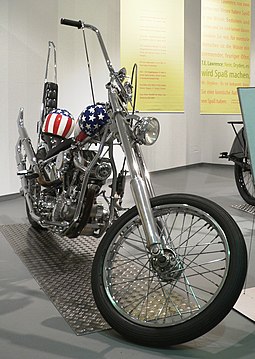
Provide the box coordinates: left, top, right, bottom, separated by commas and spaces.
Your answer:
113, 110, 162, 253
134, 142, 155, 198
134, 143, 169, 249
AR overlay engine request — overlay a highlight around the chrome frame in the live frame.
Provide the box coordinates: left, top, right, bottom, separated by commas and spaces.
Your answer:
45, 41, 57, 84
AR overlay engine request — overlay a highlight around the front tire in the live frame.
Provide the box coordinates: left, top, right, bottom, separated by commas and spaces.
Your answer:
91, 194, 247, 346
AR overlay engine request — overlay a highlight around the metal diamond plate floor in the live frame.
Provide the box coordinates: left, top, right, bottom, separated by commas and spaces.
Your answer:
0, 223, 110, 335
232, 203, 255, 215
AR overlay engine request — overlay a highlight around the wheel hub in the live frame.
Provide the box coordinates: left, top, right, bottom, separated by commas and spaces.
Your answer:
150, 249, 184, 282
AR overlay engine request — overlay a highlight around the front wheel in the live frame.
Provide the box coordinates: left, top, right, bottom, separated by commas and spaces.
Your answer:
91, 194, 247, 347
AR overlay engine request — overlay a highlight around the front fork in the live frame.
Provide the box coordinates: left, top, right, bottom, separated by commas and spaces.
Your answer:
114, 111, 163, 255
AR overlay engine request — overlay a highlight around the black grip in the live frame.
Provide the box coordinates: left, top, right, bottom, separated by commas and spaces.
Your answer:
60, 18, 82, 29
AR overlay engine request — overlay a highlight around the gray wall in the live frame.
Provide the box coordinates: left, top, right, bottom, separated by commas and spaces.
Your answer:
1, 0, 254, 195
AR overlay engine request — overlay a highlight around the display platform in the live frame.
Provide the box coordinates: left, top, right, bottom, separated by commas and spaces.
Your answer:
234, 288, 255, 322
0, 223, 110, 335
232, 203, 255, 215
1, 221, 254, 334
232, 203, 255, 322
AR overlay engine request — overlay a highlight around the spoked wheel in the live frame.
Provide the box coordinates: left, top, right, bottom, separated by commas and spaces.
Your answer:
234, 161, 255, 205
91, 194, 247, 347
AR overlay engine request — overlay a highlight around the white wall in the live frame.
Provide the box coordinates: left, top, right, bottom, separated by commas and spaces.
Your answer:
1, 0, 58, 195
1, 0, 254, 195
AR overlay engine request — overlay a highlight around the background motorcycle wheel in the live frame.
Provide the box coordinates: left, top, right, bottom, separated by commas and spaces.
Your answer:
91, 194, 247, 347
234, 161, 255, 205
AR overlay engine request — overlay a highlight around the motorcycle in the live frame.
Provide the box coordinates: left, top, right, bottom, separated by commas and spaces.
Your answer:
16, 18, 247, 347
220, 121, 255, 205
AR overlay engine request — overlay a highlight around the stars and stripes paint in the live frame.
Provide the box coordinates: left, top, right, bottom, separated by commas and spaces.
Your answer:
75, 104, 110, 141
42, 109, 75, 138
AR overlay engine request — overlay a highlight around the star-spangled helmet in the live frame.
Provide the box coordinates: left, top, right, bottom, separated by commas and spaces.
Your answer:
42, 108, 75, 138
74, 104, 110, 141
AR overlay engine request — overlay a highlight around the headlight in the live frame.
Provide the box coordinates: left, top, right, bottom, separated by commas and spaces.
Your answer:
134, 117, 160, 145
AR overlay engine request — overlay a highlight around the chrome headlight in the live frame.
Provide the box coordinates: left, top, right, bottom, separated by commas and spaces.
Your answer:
134, 117, 160, 145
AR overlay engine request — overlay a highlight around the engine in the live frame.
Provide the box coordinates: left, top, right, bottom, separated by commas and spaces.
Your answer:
79, 150, 112, 183
33, 147, 112, 236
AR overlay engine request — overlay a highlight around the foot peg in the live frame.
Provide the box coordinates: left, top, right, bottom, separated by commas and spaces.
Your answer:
17, 170, 39, 179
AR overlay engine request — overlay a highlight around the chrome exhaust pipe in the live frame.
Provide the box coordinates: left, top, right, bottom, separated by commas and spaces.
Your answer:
17, 108, 40, 174
16, 108, 41, 224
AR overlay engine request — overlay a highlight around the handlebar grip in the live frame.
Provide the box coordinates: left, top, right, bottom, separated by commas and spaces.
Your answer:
60, 18, 82, 29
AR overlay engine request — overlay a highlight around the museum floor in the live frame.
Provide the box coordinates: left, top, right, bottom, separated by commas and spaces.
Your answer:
0, 164, 254, 359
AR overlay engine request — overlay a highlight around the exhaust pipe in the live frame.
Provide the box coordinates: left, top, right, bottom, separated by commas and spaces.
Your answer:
17, 108, 40, 174
16, 108, 42, 223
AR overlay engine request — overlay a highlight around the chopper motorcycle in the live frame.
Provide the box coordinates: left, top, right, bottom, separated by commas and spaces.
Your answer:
15, 18, 247, 347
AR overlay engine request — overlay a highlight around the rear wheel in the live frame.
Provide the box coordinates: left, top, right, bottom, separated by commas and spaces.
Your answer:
234, 160, 255, 205
91, 194, 247, 346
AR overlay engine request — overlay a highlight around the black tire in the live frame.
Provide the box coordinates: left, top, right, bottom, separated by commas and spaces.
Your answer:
234, 161, 255, 205
91, 194, 247, 347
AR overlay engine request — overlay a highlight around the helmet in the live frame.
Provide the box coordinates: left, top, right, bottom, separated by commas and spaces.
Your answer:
74, 104, 109, 141
42, 108, 75, 138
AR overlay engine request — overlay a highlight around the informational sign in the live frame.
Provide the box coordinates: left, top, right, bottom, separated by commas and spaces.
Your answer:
120, 0, 184, 112
201, 0, 251, 114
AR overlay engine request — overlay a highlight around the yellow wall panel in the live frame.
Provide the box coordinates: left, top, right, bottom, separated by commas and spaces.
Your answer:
121, 0, 184, 112
201, 0, 251, 114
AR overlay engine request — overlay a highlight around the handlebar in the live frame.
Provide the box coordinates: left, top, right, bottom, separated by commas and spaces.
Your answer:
60, 18, 116, 76
60, 18, 82, 29
60, 18, 131, 106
